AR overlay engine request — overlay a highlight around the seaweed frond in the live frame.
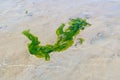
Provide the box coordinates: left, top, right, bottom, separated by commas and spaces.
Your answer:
22, 18, 91, 61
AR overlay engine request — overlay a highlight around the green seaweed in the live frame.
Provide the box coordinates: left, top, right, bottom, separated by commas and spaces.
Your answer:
79, 38, 85, 44
25, 10, 28, 14
22, 18, 91, 61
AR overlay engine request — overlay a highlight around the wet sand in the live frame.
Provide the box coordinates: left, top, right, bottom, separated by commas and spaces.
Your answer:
0, 0, 120, 80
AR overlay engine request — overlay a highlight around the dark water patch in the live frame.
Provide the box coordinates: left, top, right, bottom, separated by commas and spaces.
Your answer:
0, 25, 7, 31
90, 32, 106, 44
77, 13, 92, 19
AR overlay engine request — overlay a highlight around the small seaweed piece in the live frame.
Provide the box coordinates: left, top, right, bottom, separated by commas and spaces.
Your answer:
79, 38, 85, 44
25, 10, 28, 14
22, 18, 91, 61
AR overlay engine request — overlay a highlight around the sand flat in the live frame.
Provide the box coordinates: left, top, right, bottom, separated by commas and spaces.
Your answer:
0, 0, 120, 80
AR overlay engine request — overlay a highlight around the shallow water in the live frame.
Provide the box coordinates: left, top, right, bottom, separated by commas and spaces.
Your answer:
0, 0, 120, 80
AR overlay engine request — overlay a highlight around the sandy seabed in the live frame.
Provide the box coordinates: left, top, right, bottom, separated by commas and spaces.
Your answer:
0, 0, 120, 80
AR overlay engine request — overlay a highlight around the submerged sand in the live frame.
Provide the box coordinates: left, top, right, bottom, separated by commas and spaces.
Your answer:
0, 0, 120, 80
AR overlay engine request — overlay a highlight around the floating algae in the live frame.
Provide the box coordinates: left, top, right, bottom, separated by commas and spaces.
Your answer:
22, 18, 91, 61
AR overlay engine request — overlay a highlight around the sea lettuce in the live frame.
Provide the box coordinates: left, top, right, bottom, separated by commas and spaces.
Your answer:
22, 18, 91, 61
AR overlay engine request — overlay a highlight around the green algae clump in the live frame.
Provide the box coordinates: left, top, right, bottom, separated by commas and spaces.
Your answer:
22, 18, 91, 61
